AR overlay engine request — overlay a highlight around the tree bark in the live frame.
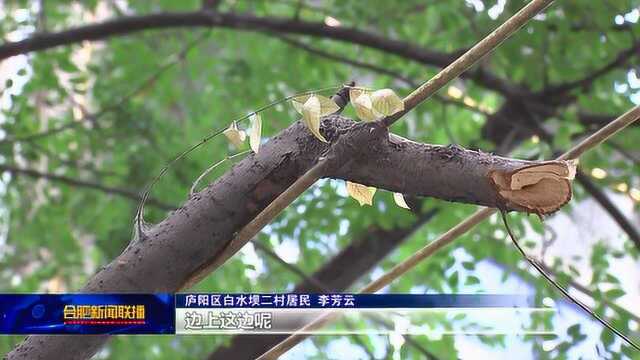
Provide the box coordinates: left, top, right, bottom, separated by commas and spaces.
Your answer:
7, 114, 570, 359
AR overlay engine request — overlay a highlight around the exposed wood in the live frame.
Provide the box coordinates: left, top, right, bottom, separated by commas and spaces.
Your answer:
489, 160, 577, 214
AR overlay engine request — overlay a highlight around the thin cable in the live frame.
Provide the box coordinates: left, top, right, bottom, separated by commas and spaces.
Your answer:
500, 211, 640, 351
188, 150, 251, 196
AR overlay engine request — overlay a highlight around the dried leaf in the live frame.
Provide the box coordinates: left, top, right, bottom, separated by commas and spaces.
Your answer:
349, 88, 379, 122
291, 96, 305, 114
393, 192, 410, 209
249, 112, 262, 153
346, 181, 376, 206
371, 88, 404, 116
292, 94, 339, 116
302, 95, 328, 142
223, 121, 246, 148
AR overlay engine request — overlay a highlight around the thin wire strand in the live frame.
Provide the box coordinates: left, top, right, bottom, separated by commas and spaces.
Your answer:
188, 150, 251, 196
500, 211, 640, 351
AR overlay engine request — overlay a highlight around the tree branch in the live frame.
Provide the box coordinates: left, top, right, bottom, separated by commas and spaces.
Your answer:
544, 39, 640, 95
6, 112, 570, 359
0, 10, 524, 96
0, 164, 174, 211
493, 115, 640, 253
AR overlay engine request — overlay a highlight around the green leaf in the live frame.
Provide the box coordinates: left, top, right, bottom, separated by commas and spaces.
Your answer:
604, 288, 625, 300
465, 275, 480, 285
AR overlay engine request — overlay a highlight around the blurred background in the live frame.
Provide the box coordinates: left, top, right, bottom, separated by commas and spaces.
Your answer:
0, 0, 639, 359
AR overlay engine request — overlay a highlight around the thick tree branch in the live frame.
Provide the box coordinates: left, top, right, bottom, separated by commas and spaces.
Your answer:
328, 132, 573, 213
487, 111, 640, 252
6, 112, 567, 359
0, 164, 173, 211
544, 39, 640, 95
0, 10, 524, 96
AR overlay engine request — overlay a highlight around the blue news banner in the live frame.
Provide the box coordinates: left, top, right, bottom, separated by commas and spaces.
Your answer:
0, 294, 174, 334
0, 294, 535, 334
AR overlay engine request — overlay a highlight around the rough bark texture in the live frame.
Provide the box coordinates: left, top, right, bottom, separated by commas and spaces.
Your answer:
208, 209, 438, 360
7, 114, 566, 360
329, 132, 533, 208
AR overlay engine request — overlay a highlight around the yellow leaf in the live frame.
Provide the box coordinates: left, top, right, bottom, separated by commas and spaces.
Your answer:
302, 95, 328, 142
223, 121, 246, 148
349, 88, 379, 122
291, 96, 305, 114
346, 181, 376, 206
249, 112, 262, 153
317, 94, 340, 115
393, 192, 410, 209
292, 94, 339, 116
371, 88, 404, 116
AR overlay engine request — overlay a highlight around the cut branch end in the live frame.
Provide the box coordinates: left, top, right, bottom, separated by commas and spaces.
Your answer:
490, 160, 577, 214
